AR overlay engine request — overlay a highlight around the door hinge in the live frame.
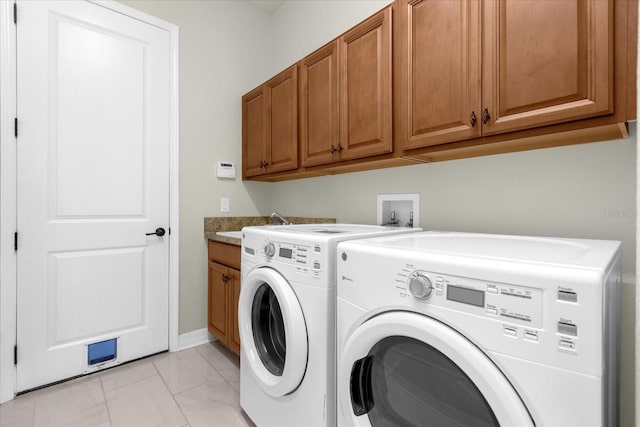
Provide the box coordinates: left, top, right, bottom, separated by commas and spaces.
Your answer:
14, 118, 18, 138
14, 232, 18, 251
13, 345, 17, 365
168, 227, 171, 235
13, 3, 17, 25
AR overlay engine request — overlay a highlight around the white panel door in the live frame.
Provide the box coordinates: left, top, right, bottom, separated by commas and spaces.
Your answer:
16, 0, 170, 392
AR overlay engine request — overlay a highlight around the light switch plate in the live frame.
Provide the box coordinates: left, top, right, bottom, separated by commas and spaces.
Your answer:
220, 197, 230, 212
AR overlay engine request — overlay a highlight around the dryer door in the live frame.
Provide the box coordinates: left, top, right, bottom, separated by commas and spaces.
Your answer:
339, 311, 534, 427
239, 267, 308, 397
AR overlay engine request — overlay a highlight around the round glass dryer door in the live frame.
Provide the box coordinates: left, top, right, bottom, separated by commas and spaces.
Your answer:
339, 312, 535, 427
239, 267, 308, 397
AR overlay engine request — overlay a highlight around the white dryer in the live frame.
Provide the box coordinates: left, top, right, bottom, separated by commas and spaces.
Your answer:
336, 232, 621, 427
239, 224, 420, 427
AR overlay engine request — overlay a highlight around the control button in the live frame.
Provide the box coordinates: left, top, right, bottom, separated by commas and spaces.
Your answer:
264, 242, 276, 258
408, 274, 434, 301
503, 327, 517, 337
524, 332, 538, 342
313, 261, 320, 270
486, 308, 498, 316
559, 340, 576, 350
487, 285, 498, 294
314, 245, 321, 252
558, 290, 578, 303
436, 277, 444, 282
557, 321, 578, 336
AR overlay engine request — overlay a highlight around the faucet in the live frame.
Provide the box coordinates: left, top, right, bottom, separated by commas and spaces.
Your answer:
383, 211, 399, 226
270, 212, 291, 225
406, 211, 414, 228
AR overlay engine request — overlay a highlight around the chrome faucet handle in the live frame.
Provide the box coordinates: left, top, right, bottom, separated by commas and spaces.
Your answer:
270, 212, 291, 225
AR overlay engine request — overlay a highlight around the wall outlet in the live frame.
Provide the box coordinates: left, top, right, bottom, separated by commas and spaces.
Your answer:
220, 197, 230, 212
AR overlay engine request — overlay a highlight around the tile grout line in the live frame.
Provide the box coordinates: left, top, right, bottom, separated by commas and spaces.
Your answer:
151, 355, 192, 425
193, 344, 241, 395
98, 374, 115, 427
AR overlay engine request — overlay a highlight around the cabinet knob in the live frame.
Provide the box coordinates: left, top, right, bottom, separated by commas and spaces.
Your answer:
222, 273, 229, 283
470, 111, 477, 127
482, 108, 491, 124
338, 143, 343, 152
330, 145, 337, 154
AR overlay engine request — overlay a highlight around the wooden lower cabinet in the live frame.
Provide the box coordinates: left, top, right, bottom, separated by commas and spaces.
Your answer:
207, 241, 241, 355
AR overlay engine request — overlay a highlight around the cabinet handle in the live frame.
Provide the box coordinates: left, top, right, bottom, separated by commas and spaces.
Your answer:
222, 273, 229, 283
482, 108, 491, 124
470, 111, 477, 127
259, 161, 265, 168
338, 143, 343, 152
330, 145, 337, 154
262, 161, 268, 168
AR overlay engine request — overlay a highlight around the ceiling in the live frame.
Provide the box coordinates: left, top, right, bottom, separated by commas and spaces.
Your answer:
246, 0, 285, 14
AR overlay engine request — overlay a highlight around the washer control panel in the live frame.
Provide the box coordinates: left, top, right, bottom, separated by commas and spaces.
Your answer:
264, 241, 311, 266
400, 269, 543, 329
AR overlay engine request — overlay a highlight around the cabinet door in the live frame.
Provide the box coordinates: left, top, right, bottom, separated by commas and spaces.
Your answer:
242, 86, 267, 178
228, 267, 241, 355
208, 261, 228, 345
397, 0, 482, 150
300, 42, 340, 167
482, 0, 613, 135
339, 7, 393, 161
266, 65, 299, 174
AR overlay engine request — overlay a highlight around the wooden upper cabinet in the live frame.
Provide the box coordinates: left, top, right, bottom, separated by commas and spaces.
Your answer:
242, 87, 267, 177
482, 0, 613, 135
397, 0, 482, 150
340, 7, 393, 161
300, 7, 392, 167
300, 41, 340, 167
397, 0, 616, 151
268, 65, 299, 173
242, 65, 298, 178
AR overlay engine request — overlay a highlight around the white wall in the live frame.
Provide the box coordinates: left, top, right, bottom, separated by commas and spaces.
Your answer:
119, 0, 274, 334
268, 1, 637, 425
270, 0, 393, 73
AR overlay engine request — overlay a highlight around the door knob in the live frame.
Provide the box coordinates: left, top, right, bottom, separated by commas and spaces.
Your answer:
146, 227, 166, 237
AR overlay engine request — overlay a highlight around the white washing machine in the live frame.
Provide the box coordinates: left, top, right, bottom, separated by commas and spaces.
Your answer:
336, 232, 621, 427
239, 224, 420, 427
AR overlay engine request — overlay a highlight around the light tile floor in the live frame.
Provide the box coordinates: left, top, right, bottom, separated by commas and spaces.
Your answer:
0, 342, 256, 427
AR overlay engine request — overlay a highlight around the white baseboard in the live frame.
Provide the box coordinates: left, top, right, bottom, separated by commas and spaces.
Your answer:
176, 328, 216, 351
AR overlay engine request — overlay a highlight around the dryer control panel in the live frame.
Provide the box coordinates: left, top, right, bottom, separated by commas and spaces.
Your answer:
401, 270, 543, 329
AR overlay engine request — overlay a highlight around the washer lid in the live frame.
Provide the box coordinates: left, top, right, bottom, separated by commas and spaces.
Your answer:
243, 223, 418, 238
239, 267, 308, 397
340, 231, 620, 268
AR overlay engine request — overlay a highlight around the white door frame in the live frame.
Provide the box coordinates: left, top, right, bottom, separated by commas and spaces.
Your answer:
0, 0, 180, 403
